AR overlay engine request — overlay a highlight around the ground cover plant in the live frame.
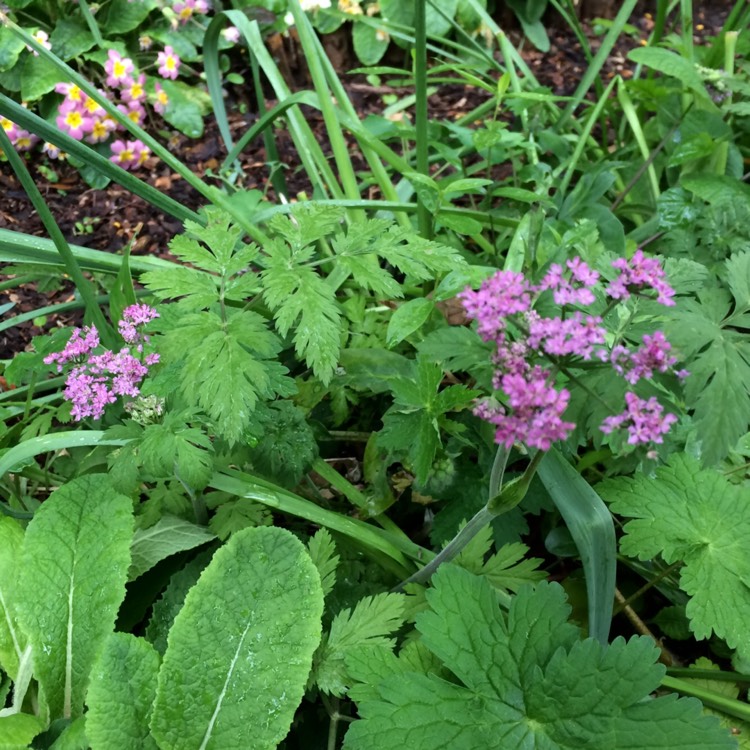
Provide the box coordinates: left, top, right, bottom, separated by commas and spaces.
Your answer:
1, 0, 750, 747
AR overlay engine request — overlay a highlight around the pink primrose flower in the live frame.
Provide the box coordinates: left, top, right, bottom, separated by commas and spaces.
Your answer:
121, 73, 147, 103
110, 139, 138, 169
157, 46, 181, 79
56, 102, 94, 140
105, 50, 135, 87
153, 83, 169, 114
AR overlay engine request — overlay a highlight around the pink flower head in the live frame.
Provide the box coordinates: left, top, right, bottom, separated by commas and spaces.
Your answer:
459, 270, 532, 345
119, 304, 159, 344
606, 250, 675, 306
55, 83, 84, 102
611, 331, 680, 385
157, 46, 181, 79
526, 311, 606, 360
0, 117, 18, 142
42, 141, 64, 159
121, 73, 146, 103
477, 366, 575, 451
13, 129, 38, 151
119, 100, 146, 126
110, 139, 138, 169
56, 101, 94, 140
44, 326, 100, 371
538, 258, 599, 306
88, 117, 114, 144
153, 82, 169, 114
222, 25, 241, 43
173, 0, 211, 23
105, 50, 135, 87
601, 392, 677, 445
27, 30, 51, 56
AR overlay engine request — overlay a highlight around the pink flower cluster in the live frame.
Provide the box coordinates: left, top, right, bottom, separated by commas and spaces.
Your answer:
1, 115, 39, 153
173, 0, 211, 24
44, 305, 160, 421
460, 253, 683, 451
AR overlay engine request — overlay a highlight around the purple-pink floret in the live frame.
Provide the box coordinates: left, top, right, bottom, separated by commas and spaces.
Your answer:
606, 249, 675, 306
600, 392, 677, 445
460, 257, 683, 452
45, 305, 159, 421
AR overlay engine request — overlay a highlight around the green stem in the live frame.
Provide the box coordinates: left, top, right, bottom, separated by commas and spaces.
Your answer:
0, 275, 36, 292
661, 675, 750, 722
77, 0, 104, 47
488, 443, 509, 500
612, 560, 682, 615
391, 504, 494, 591
414, 0, 432, 239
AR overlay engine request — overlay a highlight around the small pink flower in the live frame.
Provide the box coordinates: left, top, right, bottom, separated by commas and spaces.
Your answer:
157, 46, 181, 79
173, 0, 211, 23
56, 102, 93, 140
13, 130, 38, 151
0, 117, 17, 142
121, 73, 147, 103
26, 30, 51, 57
222, 25, 240, 43
110, 139, 138, 169
105, 50, 135, 88
601, 392, 677, 445
153, 83, 169, 114
42, 141, 64, 159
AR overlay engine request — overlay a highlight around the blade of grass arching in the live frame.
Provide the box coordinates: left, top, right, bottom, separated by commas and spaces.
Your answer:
0, 229, 178, 274
460, 0, 540, 83
202, 13, 288, 196
414, 0, 431, 238
210, 468, 430, 576
0, 96, 200, 226
538, 448, 616, 645
558, 76, 618, 200
2, 18, 272, 244
556, 0, 638, 131
287, 0, 363, 214
616, 79, 660, 205
219, 12, 343, 200
0, 127, 112, 344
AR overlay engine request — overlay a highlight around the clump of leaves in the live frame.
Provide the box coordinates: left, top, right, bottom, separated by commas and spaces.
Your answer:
342, 565, 735, 748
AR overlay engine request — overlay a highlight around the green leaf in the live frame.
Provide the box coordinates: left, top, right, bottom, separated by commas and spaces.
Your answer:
343, 567, 735, 749
307, 528, 339, 598
664, 286, 750, 465
0, 714, 45, 748
161, 309, 293, 445
108, 245, 137, 331
129, 515, 215, 581
386, 298, 435, 347
627, 47, 711, 100
161, 79, 211, 138
598, 453, 750, 662
0, 517, 25, 680
353, 22, 389, 66
86, 633, 160, 750
49, 19, 95, 61
146, 552, 211, 656
150, 526, 324, 750
0, 28, 25, 72
16, 475, 133, 721
47, 715, 88, 749
207, 497, 272, 541
379, 357, 479, 483
140, 419, 214, 490
262, 250, 342, 383
480, 541, 547, 593
103, 0, 158, 34
314, 593, 406, 697
20, 53, 59, 100
339, 348, 413, 393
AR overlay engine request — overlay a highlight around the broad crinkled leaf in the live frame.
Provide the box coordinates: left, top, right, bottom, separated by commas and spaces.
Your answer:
16, 475, 133, 721
86, 633, 160, 750
0, 713, 46, 748
343, 566, 734, 749
0, 517, 26, 680
313, 593, 406, 697
150, 526, 324, 750
129, 515, 215, 580
598, 453, 750, 662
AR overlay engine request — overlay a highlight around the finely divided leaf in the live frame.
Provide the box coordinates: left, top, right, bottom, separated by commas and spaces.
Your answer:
343, 567, 734, 749
314, 593, 406, 696
0, 517, 26, 680
86, 633, 160, 750
598, 453, 750, 661
129, 515, 215, 580
262, 255, 341, 383
150, 526, 324, 750
17, 475, 133, 721
307, 529, 339, 598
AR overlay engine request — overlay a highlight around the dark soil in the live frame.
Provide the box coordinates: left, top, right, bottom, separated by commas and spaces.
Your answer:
0, 3, 732, 364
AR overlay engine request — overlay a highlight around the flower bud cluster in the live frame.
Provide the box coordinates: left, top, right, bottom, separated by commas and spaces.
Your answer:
460, 253, 684, 451
44, 305, 160, 421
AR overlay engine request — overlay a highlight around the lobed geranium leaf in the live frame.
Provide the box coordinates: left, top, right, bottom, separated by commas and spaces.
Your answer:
150, 526, 324, 750
16, 475, 133, 721
86, 633, 160, 750
343, 566, 734, 749
598, 453, 750, 662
